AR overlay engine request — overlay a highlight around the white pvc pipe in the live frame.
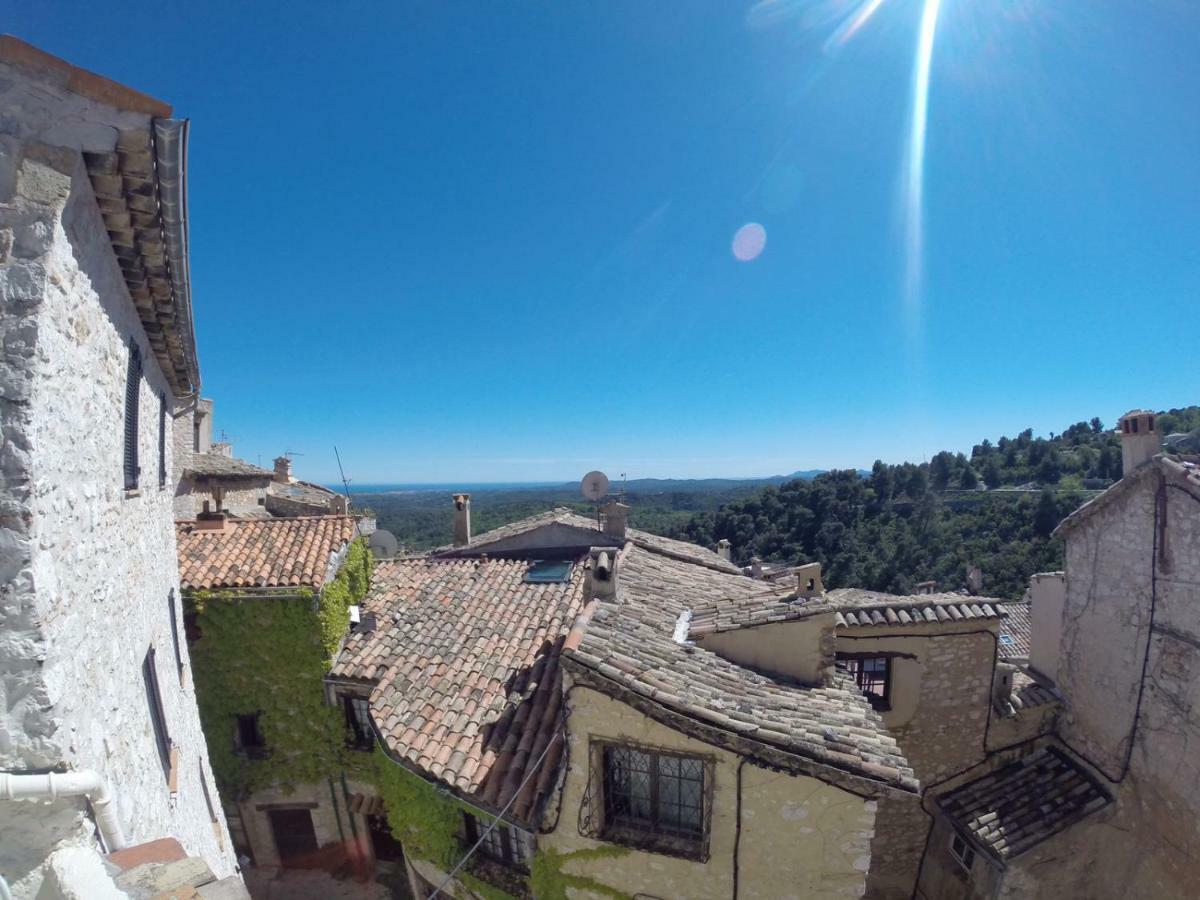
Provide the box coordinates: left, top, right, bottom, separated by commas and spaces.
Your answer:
0, 771, 127, 851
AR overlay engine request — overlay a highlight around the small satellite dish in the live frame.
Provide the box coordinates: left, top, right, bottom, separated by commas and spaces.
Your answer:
581, 470, 610, 501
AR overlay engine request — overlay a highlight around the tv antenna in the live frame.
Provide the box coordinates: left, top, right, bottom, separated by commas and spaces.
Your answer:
333, 446, 352, 503
581, 470, 610, 530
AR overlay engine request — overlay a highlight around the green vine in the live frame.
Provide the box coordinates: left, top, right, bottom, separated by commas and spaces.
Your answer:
186, 538, 374, 797
371, 754, 465, 871
529, 846, 634, 900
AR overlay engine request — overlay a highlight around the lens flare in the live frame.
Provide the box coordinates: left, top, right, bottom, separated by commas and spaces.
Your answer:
824, 0, 888, 53
902, 0, 943, 336
732, 223, 767, 262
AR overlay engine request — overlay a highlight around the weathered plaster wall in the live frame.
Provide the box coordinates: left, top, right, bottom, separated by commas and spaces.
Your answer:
540, 675, 878, 899
238, 778, 373, 868
175, 477, 268, 520
0, 71, 236, 895
1027, 572, 1064, 682
695, 614, 835, 685
841, 626, 995, 900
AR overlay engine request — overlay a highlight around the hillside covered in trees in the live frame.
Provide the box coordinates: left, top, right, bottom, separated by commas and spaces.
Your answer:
673, 407, 1200, 599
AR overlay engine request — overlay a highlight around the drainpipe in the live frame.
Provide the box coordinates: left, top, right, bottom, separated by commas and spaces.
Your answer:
0, 771, 127, 851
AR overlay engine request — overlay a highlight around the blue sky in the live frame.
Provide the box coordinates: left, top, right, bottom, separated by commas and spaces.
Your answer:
15, 1, 1198, 483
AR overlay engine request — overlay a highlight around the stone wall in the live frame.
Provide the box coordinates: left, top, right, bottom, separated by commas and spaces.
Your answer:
175, 477, 269, 520
0, 68, 235, 896
237, 777, 375, 869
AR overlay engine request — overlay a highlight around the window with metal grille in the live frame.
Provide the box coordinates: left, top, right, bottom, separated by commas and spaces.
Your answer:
837, 653, 892, 711
142, 647, 171, 779
124, 343, 142, 490
601, 744, 706, 855
158, 392, 167, 488
234, 712, 269, 759
341, 693, 374, 751
463, 813, 532, 868
167, 589, 184, 677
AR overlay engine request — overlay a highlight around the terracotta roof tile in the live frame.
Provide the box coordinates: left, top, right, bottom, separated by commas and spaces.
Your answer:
175, 516, 358, 590
332, 557, 586, 827
567, 545, 918, 792
1000, 601, 1032, 659
828, 588, 1005, 630
939, 746, 1110, 860
182, 453, 272, 479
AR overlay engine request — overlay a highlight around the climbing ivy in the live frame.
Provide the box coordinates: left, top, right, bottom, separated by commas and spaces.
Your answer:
186, 538, 374, 797
528, 846, 634, 900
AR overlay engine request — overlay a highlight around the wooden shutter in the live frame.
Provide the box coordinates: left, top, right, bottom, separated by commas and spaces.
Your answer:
124, 343, 142, 490
167, 589, 183, 675
142, 647, 171, 777
158, 392, 167, 488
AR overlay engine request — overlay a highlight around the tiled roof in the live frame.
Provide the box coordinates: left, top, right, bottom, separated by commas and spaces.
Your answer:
331, 557, 586, 826
565, 545, 918, 793
439, 508, 742, 574
939, 746, 1110, 860
1000, 602, 1032, 659
183, 453, 273, 479
1055, 454, 1200, 538
689, 590, 825, 637
1009, 669, 1058, 711
267, 480, 340, 507
176, 516, 358, 590
827, 588, 1005, 629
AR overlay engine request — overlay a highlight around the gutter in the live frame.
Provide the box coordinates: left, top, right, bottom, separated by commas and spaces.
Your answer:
152, 118, 201, 398
0, 770, 127, 851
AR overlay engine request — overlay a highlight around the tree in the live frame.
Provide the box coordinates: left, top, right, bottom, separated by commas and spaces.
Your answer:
960, 466, 979, 490
1034, 489, 1060, 538
982, 457, 1003, 489
1036, 451, 1062, 484
929, 452, 953, 491
1090, 417, 1104, 434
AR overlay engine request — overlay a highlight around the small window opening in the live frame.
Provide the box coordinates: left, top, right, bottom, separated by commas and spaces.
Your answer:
158, 392, 167, 488
234, 712, 269, 759
950, 833, 976, 872
342, 694, 374, 751
167, 589, 184, 677
524, 560, 573, 583
837, 654, 892, 711
124, 343, 142, 490
142, 647, 171, 779
602, 744, 706, 855
463, 813, 532, 869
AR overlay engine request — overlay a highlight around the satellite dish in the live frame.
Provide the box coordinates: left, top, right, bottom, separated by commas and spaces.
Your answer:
581, 471, 610, 502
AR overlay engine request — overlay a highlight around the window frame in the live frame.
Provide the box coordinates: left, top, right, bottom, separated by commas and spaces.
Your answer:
340, 692, 375, 752
594, 739, 711, 860
836, 652, 893, 711
950, 832, 976, 873
167, 589, 184, 679
158, 391, 168, 489
462, 812, 533, 871
124, 342, 143, 491
142, 647, 172, 780
523, 559, 574, 583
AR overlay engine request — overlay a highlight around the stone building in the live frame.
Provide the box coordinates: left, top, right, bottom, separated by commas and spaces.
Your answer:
0, 37, 241, 897
174, 512, 378, 874
915, 410, 1200, 900
331, 501, 918, 899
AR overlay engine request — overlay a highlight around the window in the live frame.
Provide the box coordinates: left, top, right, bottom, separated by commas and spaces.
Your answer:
463, 813, 533, 869
124, 342, 142, 490
142, 647, 171, 779
600, 743, 707, 858
524, 560, 573, 583
341, 693, 374, 751
837, 653, 892, 711
950, 832, 976, 872
234, 712, 269, 759
167, 589, 184, 677
158, 392, 167, 488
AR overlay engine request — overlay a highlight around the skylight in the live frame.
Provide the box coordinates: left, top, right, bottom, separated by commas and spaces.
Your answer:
524, 560, 573, 583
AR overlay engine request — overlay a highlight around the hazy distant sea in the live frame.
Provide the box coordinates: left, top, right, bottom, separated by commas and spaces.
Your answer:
334, 481, 566, 495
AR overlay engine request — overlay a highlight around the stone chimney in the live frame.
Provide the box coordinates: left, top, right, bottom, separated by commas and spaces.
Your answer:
211, 441, 233, 458
195, 499, 230, 532
750, 557, 763, 579
1028, 571, 1065, 683
966, 564, 983, 595
273, 455, 294, 484
452, 493, 471, 547
992, 662, 1016, 708
795, 562, 823, 598
330, 494, 349, 515
587, 547, 618, 600
601, 501, 629, 540
716, 539, 732, 562
916, 580, 937, 595
1118, 410, 1160, 477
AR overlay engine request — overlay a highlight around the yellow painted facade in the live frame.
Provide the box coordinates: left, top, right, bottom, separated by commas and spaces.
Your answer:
542, 675, 878, 899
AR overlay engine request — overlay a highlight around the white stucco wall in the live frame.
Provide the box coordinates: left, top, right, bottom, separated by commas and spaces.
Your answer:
0, 66, 236, 896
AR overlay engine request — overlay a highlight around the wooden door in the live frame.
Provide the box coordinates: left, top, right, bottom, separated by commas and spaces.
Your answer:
268, 808, 318, 867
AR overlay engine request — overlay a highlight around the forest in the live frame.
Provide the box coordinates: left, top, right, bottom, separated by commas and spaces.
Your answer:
354, 407, 1200, 600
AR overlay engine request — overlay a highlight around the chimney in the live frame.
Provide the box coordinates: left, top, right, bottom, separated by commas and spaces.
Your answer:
966, 565, 983, 595
1028, 571, 1066, 683
795, 562, 823, 598
992, 662, 1016, 709
750, 557, 763, 579
601, 501, 629, 540
1118, 410, 1160, 477
587, 547, 617, 600
330, 494, 349, 515
273, 455, 294, 484
211, 441, 233, 458
716, 539, 732, 562
195, 500, 230, 532
916, 580, 937, 596
452, 493, 472, 547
